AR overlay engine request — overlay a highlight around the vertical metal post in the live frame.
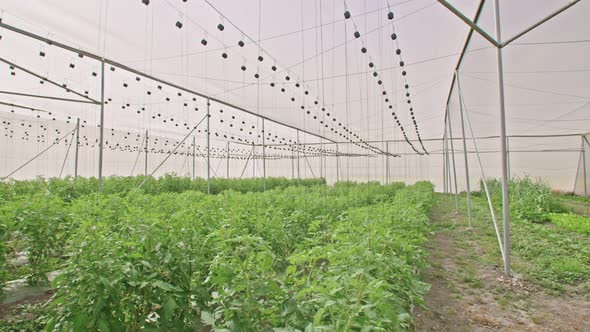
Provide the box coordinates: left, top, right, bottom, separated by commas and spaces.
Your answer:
457, 71, 472, 227
192, 136, 196, 180
447, 107, 459, 211
74, 118, 80, 179
506, 136, 511, 181
320, 139, 323, 179
296, 130, 301, 181
226, 141, 230, 179
335, 142, 340, 182
386, 142, 390, 185
98, 60, 105, 193
252, 143, 256, 178
262, 119, 266, 191
494, 0, 511, 277
206, 98, 211, 194
144, 130, 148, 177
291, 146, 294, 179
443, 122, 447, 194
446, 128, 453, 201
582, 136, 587, 196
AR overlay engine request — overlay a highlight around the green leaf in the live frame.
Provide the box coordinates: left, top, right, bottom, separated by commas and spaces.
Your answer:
97, 318, 110, 332
152, 280, 182, 292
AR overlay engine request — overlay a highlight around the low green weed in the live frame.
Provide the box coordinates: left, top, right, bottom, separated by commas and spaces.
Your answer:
547, 213, 590, 235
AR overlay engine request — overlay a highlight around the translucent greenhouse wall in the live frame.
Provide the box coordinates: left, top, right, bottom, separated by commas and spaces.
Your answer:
574, 133, 590, 196
440, 0, 589, 195
1, 0, 588, 195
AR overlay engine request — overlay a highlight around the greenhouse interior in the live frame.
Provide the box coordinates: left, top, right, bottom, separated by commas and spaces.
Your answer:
0, 0, 588, 330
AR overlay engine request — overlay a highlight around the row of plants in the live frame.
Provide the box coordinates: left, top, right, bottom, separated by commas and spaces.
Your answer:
0, 176, 326, 285
0, 176, 330, 289
1, 177, 433, 331
0, 175, 326, 203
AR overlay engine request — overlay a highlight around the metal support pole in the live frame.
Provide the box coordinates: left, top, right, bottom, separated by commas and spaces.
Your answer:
262, 119, 266, 191
137, 115, 207, 189
98, 60, 105, 193
192, 136, 196, 180
443, 121, 448, 194
2, 128, 76, 179
463, 97, 505, 258
446, 133, 453, 199
297, 130, 301, 181
435, 0, 500, 47
494, 0, 511, 277
252, 145, 256, 178
59, 129, 76, 178
0, 22, 340, 146
447, 107, 459, 211
226, 141, 230, 179
239, 146, 254, 178
206, 98, 211, 194
456, 71, 472, 227
583, 137, 587, 196
386, 142, 390, 185
74, 118, 80, 179
0, 90, 98, 104
506, 136, 511, 181
291, 146, 294, 179
320, 139, 323, 179
336, 142, 340, 182
254, 144, 258, 177
144, 130, 149, 177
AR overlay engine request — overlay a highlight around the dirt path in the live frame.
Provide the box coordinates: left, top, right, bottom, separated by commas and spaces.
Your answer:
413, 195, 590, 331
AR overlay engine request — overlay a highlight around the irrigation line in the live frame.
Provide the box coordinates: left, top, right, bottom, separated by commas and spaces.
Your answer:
2, 127, 76, 179
137, 114, 208, 189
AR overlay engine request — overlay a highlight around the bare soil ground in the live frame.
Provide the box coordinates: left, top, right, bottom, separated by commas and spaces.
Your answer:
0, 290, 52, 320
413, 196, 590, 332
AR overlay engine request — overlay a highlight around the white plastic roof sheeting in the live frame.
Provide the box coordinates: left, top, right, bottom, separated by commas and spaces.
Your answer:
0, 0, 588, 191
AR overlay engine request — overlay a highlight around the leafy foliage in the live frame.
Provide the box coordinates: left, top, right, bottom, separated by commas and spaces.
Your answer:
484, 177, 565, 223
547, 213, 590, 235
1, 176, 434, 331
510, 218, 590, 291
0, 175, 326, 201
